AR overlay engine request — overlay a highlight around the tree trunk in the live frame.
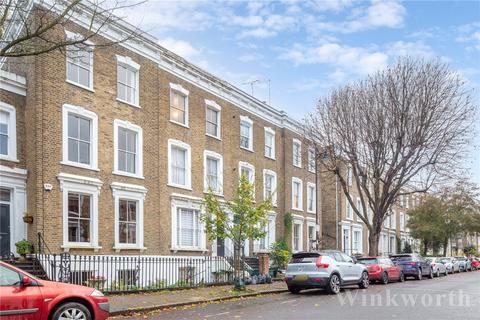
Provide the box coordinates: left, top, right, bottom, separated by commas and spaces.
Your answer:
368, 230, 380, 256
443, 238, 448, 257
422, 241, 428, 256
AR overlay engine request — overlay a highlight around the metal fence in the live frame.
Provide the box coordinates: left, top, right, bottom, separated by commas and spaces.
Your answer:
36, 254, 234, 293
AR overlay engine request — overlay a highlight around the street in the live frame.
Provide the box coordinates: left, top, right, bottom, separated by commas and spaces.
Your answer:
117, 271, 480, 320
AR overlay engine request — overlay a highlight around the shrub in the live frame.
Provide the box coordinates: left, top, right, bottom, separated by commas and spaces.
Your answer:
15, 239, 33, 255
270, 240, 291, 270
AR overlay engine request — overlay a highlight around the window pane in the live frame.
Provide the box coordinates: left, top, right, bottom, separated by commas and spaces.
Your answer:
118, 150, 126, 172
117, 83, 126, 101
128, 201, 137, 222
78, 67, 90, 87
78, 117, 90, 141
172, 147, 186, 185
119, 200, 128, 221
0, 122, 7, 135
0, 135, 7, 155
119, 222, 127, 243
126, 130, 136, 152
68, 193, 79, 217
0, 265, 21, 286
118, 65, 126, 84
68, 139, 78, 162
118, 128, 127, 150
79, 219, 90, 242
80, 195, 91, 218
126, 153, 136, 173
78, 141, 90, 164
68, 114, 78, 138
67, 62, 78, 83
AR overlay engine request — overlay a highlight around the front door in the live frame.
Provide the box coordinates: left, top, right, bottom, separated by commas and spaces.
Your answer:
216, 237, 225, 257
0, 188, 10, 256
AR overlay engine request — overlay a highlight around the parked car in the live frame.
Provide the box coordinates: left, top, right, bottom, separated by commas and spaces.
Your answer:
440, 257, 460, 274
285, 250, 369, 294
390, 253, 433, 280
426, 257, 448, 277
357, 256, 404, 284
0, 261, 109, 320
455, 256, 472, 272
471, 258, 480, 271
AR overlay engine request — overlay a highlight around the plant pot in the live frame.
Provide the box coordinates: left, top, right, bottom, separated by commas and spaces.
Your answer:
23, 216, 33, 224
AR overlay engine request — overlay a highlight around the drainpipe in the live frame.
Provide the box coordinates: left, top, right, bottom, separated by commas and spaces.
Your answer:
335, 175, 339, 250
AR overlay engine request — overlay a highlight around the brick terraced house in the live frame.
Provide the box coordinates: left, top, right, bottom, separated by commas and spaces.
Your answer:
0, 2, 321, 261
0, 1, 417, 273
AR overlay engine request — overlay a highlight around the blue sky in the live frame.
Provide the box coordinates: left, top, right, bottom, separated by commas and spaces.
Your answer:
120, 0, 480, 184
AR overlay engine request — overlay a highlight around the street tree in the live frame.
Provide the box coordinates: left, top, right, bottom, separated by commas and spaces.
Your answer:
0, 0, 140, 58
202, 174, 273, 290
305, 58, 476, 255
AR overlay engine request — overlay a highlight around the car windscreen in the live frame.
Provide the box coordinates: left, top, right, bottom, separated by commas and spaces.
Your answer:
357, 258, 379, 265
456, 257, 466, 261
390, 256, 413, 262
440, 258, 451, 263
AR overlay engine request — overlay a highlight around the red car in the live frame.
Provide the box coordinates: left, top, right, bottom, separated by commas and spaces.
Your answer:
357, 256, 404, 284
0, 261, 109, 320
471, 258, 480, 270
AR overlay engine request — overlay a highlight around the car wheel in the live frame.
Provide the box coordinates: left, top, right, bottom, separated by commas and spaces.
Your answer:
359, 271, 370, 289
444, 269, 448, 276
416, 268, 422, 280
51, 302, 91, 320
435, 269, 440, 277
398, 272, 405, 282
288, 285, 301, 294
381, 272, 389, 285
327, 274, 341, 294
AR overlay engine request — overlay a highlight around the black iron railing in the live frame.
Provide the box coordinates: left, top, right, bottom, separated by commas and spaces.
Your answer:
35, 254, 235, 293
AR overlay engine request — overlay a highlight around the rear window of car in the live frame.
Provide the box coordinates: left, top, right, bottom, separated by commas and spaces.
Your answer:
290, 253, 321, 264
357, 258, 378, 265
391, 255, 413, 262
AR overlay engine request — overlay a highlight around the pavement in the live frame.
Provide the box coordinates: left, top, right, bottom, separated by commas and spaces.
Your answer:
109, 281, 288, 315
112, 270, 480, 320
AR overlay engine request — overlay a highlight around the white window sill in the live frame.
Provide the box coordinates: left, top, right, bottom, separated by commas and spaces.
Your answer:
291, 207, 304, 212
308, 169, 316, 174
307, 210, 316, 214
66, 79, 95, 93
240, 146, 254, 153
206, 133, 222, 141
293, 164, 302, 169
112, 170, 144, 179
167, 183, 192, 191
0, 155, 19, 162
113, 246, 146, 252
116, 98, 141, 109
264, 155, 276, 161
169, 119, 189, 128
203, 190, 224, 197
61, 244, 102, 252
60, 161, 100, 171
170, 246, 207, 253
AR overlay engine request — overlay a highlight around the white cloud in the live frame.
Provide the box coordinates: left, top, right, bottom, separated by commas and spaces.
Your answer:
158, 38, 201, 60
306, 0, 406, 34
238, 28, 278, 39
456, 22, 480, 51
386, 41, 435, 58
280, 43, 389, 75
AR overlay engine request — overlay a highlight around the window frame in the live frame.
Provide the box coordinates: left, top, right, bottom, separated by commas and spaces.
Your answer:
352, 227, 363, 254
203, 150, 223, 195
239, 115, 253, 152
0, 102, 17, 162
65, 31, 94, 92
168, 139, 192, 190
345, 198, 353, 220
263, 169, 277, 206
113, 119, 143, 179
254, 212, 277, 253
306, 219, 317, 252
59, 173, 102, 251
264, 127, 275, 160
291, 177, 303, 211
205, 99, 221, 140
112, 182, 147, 251
171, 196, 206, 252
169, 83, 190, 127
61, 104, 98, 171
292, 215, 304, 253
292, 138, 302, 168
116, 54, 140, 108
306, 182, 316, 213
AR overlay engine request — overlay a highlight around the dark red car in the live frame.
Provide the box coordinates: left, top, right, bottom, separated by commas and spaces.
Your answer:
0, 261, 109, 320
471, 258, 480, 270
357, 256, 404, 284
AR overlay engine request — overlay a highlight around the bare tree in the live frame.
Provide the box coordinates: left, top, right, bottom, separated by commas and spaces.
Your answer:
305, 58, 476, 255
0, 0, 141, 58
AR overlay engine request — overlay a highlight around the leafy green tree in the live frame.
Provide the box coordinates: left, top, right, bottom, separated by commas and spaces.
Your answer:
270, 240, 291, 270
202, 174, 272, 290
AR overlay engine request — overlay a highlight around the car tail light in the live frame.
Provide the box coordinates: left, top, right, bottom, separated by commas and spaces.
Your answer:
369, 265, 381, 272
316, 256, 329, 269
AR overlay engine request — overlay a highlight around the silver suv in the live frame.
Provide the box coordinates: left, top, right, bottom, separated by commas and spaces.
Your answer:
285, 250, 369, 294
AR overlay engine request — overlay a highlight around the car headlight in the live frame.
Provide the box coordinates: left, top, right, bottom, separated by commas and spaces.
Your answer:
90, 289, 104, 297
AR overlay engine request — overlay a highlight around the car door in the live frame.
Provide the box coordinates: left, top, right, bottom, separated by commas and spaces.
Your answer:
331, 252, 350, 280
340, 253, 361, 280
385, 259, 399, 278
0, 264, 43, 319
418, 255, 429, 275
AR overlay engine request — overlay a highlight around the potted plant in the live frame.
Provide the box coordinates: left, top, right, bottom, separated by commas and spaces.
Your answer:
15, 239, 33, 260
22, 212, 33, 224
